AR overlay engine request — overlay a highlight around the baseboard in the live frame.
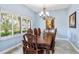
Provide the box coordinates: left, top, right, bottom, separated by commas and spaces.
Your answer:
0, 43, 22, 54
56, 37, 69, 41
56, 38, 79, 53
67, 40, 79, 53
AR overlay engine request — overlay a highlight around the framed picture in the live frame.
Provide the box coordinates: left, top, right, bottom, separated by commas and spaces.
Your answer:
69, 12, 76, 28
45, 17, 55, 29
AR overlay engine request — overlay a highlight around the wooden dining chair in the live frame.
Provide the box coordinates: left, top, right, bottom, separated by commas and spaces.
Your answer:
50, 28, 57, 53
45, 29, 57, 54
38, 28, 41, 36
22, 34, 44, 54
22, 40, 28, 54
27, 28, 33, 34
34, 28, 38, 37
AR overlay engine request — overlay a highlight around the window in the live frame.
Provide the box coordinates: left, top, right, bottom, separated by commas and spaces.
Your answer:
0, 11, 31, 38
0, 13, 12, 37
22, 17, 30, 33
13, 16, 21, 34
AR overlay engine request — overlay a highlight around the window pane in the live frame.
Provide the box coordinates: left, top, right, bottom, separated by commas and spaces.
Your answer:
13, 16, 21, 34
22, 17, 30, 33
1, 13, 12, 37
0, 18, 1, 37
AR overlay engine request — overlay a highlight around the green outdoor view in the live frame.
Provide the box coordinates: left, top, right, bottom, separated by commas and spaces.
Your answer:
0, 13, 12, 37
22, 18, 30, 33
13, 16, 21, 34
0, 12, 30, 37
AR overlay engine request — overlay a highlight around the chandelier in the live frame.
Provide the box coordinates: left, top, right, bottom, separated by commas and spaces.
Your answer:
39, 7, 49, 19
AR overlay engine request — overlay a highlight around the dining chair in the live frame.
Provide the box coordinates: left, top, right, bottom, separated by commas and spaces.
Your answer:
50, 28, 57, 53
23, 34, 44, 54
22, 40, 28, 54
34, 28, 38, 37
38, 28, 41, 36
27, 28, 33, 34
45, 28, 57, 54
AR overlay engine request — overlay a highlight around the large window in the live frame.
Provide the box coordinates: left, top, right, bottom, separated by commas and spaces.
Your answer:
13, 16, 21, 34
0, 13, 12, 37
22, 17, 30, 33
0, 12, 31, 38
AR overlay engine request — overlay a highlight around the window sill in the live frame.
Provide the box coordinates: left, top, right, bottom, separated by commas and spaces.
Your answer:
0, 34, 23, 40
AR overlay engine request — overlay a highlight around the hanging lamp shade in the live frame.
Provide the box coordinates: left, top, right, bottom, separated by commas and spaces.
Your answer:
39, 7, 49, 19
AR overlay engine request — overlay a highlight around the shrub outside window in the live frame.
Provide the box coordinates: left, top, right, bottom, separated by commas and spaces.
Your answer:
0, 13, 12, 37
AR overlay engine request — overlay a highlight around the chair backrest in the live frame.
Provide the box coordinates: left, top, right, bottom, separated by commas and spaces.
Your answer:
38, 28, 41, 36
34, 28, 38, 37
50, 28, 57, 49
27, 28, 33, 34
23, 34, 38, 54
53, 28, 57, 40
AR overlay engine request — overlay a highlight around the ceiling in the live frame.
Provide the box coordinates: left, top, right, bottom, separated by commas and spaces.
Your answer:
25, 4, 70, 13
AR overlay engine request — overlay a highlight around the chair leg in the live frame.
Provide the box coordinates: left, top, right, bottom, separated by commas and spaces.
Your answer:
23, 47, 25, 54
46, 49, 50, 54
52, 49, 54, 54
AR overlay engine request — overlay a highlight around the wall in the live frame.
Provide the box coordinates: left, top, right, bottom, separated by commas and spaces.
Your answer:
34, 14, 46, 32
68, 4, 79, 49
36, 8, 69, 39
50, 9, 69, 38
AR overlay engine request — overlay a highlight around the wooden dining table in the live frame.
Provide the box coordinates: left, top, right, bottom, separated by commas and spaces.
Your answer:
34, 32, 55, 53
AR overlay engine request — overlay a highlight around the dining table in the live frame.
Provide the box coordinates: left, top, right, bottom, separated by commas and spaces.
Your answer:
34, 32, 55, 53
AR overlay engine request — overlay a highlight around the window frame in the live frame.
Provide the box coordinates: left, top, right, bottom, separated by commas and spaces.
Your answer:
21, 16, 31, 34
0, 11, 31, 40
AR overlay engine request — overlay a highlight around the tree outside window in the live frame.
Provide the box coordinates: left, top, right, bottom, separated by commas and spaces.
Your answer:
0, 13, 12, 37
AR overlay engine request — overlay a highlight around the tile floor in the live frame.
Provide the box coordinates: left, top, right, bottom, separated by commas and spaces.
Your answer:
5, 40, 78, 54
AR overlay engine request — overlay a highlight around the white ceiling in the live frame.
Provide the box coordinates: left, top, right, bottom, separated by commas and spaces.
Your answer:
25, 4, 70, 13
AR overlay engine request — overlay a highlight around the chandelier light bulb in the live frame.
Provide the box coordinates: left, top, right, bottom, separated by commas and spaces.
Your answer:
39, 7, 49, 18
